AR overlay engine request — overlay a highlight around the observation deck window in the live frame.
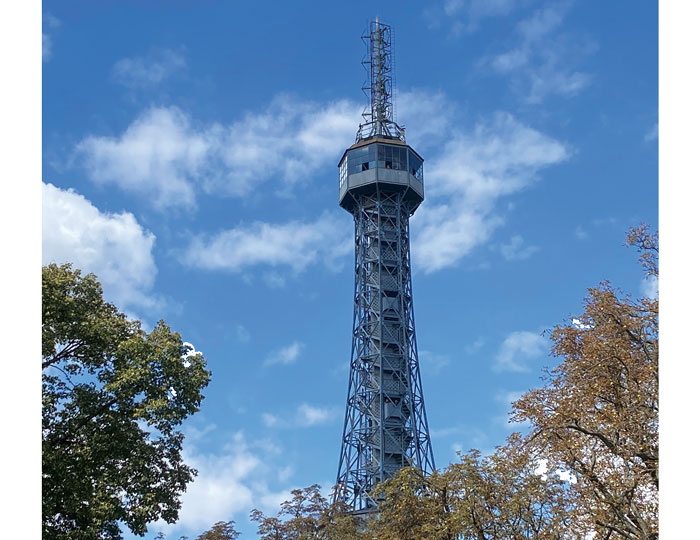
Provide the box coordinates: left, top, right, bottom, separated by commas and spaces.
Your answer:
408, 150, 423, 183
339, 156, 348, 187
347, 144, 413, 174
377, 144, 407, 171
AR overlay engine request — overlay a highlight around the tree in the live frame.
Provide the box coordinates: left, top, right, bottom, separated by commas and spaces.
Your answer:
194, 521, 240, 540
250, 484, 361, 539
42, 264, 211, 540
369, 436, 573, 540
512, 225, 658, 539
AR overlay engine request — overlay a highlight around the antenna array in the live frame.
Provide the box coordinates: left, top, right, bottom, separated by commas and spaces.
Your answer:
356, 17, 405, 142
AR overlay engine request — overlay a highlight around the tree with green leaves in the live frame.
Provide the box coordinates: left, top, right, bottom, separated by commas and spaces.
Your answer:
250, 484, 361, 540
42, 263, 211, 540
193, 521, 240, 540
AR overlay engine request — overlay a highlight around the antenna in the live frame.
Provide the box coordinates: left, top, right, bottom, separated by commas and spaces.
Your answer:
356, 17, 405, 142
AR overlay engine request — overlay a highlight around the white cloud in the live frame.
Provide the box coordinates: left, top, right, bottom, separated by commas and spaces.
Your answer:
419, 349, 451, 373
112, 48, 186, 88
181, 341, 202, 368
205, 95, 360, 199
42, 13, 60, 62
438, 0, 521, 34
574, 225, 589, 240
73, 91, 566, 278
493, 330, 548, 372
484, 1, 594, 103
261, 402, 337, 429
516, 2, 568, 42
263, 272, 287, 289
234, 324, 251, 343
555, 468, 577, 483
154, 431, 289, 534
465, 337, 486, 354
494, 389, 528, 428
641, 275, 658, 299
297, 403, 333, 426
264, 341, 304, 366
499, 234, 540, 261
262, 413, 279, 427
496, 389, 525, 407
75, 91, 566, 280
183, 212, 352, 275
42, 34, 53, 62
277, 465, 294, 483
75, 107, 210, 210
572, 318, 593, 330
411, 111, 568, 272
644, 123, 658, 142
42, 183, 158, 313
395, 89, 454, 149
74, 97, 361, 210
535, 458, 549, 479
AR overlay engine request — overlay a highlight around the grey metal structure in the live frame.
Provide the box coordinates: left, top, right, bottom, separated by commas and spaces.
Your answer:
335, 17, 435, 513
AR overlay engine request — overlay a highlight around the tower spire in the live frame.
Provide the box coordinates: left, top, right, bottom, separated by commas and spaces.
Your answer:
356, 17, 404, 142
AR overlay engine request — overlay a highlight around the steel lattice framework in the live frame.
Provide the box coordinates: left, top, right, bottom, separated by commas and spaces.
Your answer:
335, 17, 435, 513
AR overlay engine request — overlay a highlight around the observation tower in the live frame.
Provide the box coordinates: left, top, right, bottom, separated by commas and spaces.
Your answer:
335, 17, 435, 512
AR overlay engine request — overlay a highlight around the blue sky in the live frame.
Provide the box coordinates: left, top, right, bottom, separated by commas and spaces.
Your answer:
41, 1, 658, 537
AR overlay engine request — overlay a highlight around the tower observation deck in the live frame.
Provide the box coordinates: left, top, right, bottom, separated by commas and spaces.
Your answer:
335, 17, 435, 512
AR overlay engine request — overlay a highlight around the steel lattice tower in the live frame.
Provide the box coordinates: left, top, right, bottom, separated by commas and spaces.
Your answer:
335, 17, 435, 513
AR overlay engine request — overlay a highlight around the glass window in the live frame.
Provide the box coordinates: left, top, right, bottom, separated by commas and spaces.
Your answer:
339, 156, 347, 187
409, 150, 423, 182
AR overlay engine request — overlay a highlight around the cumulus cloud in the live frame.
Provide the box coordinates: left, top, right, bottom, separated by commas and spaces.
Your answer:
73, 90, 566, 276
395, 89, 455, 149
262, 413, 279, 427
42, 182, 158, 313
74, 97, 361, 210
261, 403, 337, 429
153, 431, 292, 535
465, 337, 486, 355
419, 350, 451, 374
74, 107, 210, 210
499, 235, 540, 261
484, 1, 594, 103
297, 403, 334, 426
493, 330, 549, 372
111, 48, 186, 88
265, 341, 304, 366
411, 111, 568, 272
183, 212, 352, 275
42, 13, 60, 62
436, 0, 522, 35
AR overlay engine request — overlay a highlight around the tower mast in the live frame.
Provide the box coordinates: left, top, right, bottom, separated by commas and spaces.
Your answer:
335, 17, 435, 513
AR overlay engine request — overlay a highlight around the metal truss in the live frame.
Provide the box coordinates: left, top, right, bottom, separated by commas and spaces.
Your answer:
356, 17, 405, 142
335, 186, 435, 512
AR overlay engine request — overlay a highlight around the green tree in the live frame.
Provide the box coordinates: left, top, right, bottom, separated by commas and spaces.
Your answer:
512, 225, 658, 539
42, 264, 211, 540
250, 484, 361, 539
194, 521, 240, 540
